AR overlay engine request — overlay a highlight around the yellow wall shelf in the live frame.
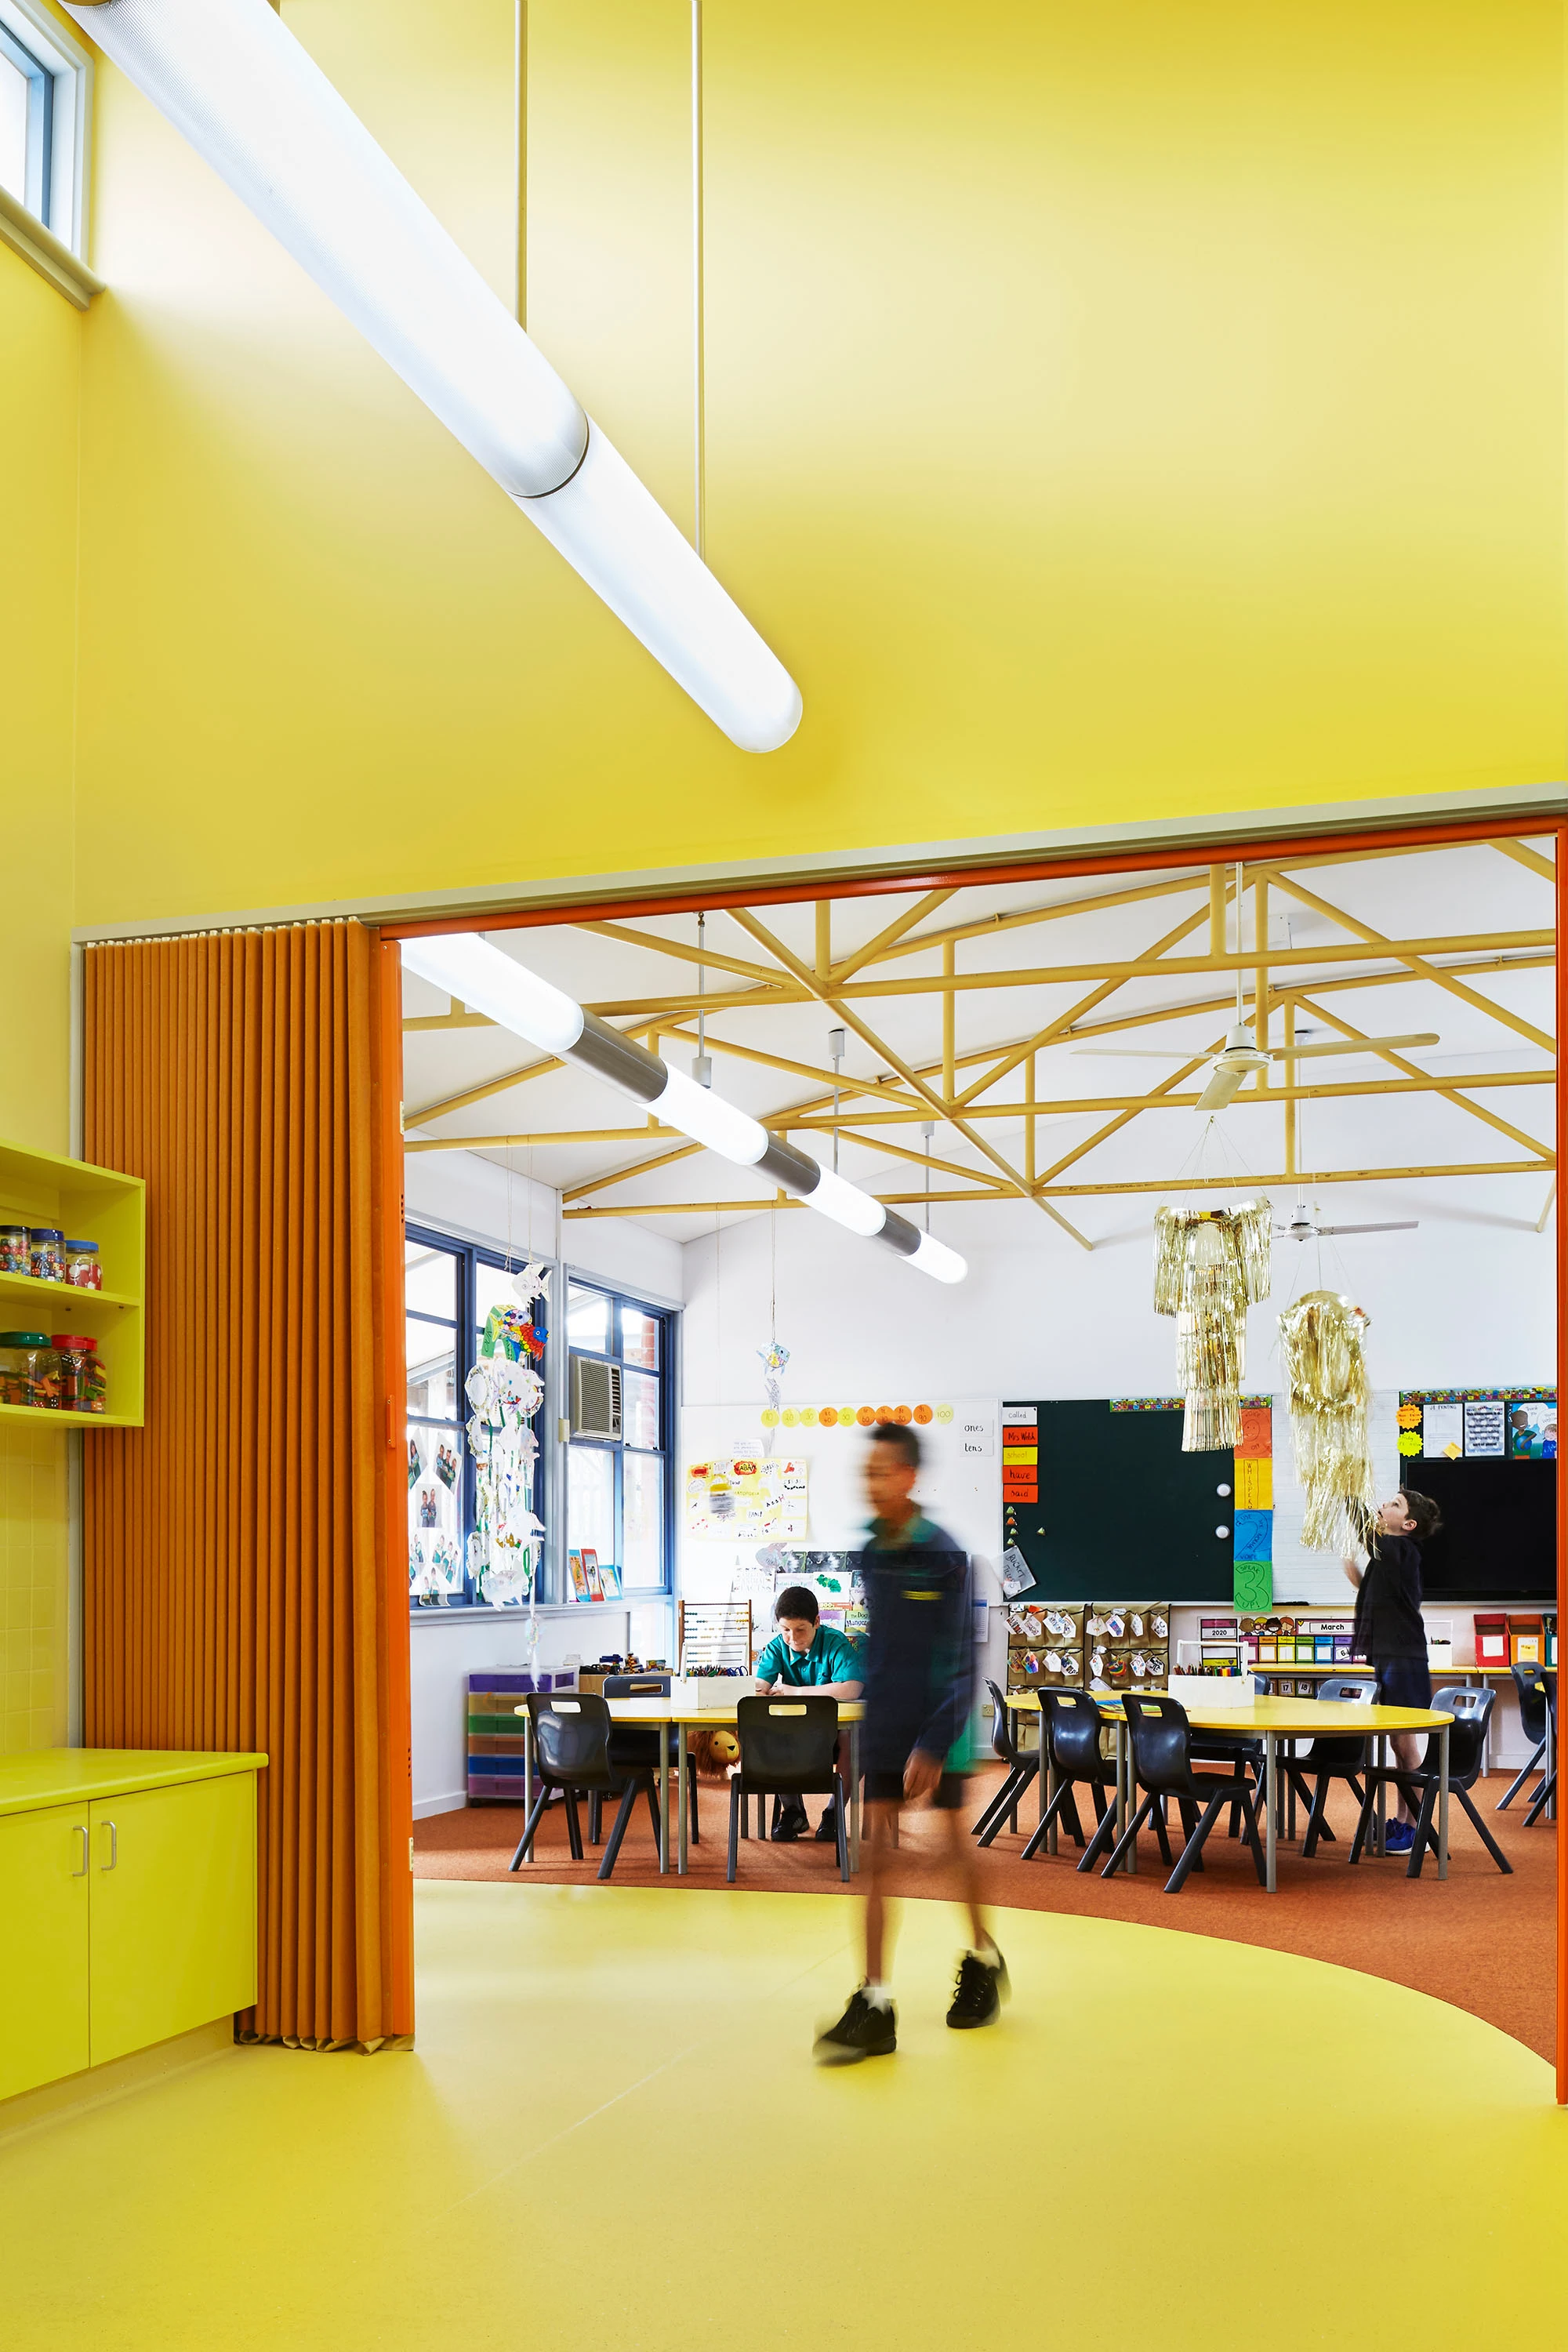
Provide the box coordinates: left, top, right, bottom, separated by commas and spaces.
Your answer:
0, 1139, 146, 1428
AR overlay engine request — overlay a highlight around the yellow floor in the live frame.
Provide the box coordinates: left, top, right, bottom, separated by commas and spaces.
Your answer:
2, 1882, 1563, 2350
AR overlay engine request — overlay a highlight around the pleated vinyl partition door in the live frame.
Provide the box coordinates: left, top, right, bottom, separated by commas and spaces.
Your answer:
82, 922, 412, 2049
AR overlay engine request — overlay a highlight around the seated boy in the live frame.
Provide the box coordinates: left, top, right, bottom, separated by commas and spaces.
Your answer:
753, 1586, 863, 1840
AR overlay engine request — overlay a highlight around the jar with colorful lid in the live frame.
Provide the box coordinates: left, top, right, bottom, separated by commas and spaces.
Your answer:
53, 1335, 107, 1415
0, 1225, 27, 1275
27, 1229, 65, 1283
0, 1334, 60, 1410
64, 1240, 101, 1290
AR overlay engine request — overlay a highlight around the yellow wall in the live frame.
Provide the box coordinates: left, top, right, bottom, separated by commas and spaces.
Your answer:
0, 238, 78, 1751
65, 0, 1566, 932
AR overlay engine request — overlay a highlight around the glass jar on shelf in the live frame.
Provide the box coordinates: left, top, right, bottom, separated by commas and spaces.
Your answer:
0, 1225, 27, 1275
53, 1335, 107, 1415
27, 1229, 65, 1283
0, 1333, 61, 1409
64, 1240, 101, 1290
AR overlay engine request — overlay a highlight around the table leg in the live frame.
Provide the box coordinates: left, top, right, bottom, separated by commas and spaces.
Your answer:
1375, 1733, 1387, 1858
677, 1723, 689, 1876
521, 1709, 533, 1861
1037, 1715, 1050, 1838
1438, 1722, 1450, 1880
1261, 1732, 1276, 1892
1547, 1682, 1556, 1824
1045, 1748, 1058, 1859
658, 1733, 669, 1875
849, 1719, 862, 1875
1286, 1740, 1297, 1844
1117, 1722, 1135, 1876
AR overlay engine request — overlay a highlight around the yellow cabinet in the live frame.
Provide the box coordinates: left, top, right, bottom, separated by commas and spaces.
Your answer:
88, 1774, 257, 2068
0, 1803, 91, 2100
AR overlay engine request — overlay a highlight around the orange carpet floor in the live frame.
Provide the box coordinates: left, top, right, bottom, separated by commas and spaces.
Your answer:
415, 1762, 1556, 2060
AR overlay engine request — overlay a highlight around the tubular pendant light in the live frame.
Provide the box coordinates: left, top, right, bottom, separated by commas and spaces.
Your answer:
401, 934, 967, 1283
66, 0, 802, 754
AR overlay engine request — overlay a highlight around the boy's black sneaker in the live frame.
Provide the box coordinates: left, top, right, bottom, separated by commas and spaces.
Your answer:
771, 1804, 809, 1840
946, 1947, 1009, 2031
813, 1988, 897, 2065
814, 1799, 840, 1842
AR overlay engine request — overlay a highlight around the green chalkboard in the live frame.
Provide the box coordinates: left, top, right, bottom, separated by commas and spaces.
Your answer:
1004, 1400, 1238, 1602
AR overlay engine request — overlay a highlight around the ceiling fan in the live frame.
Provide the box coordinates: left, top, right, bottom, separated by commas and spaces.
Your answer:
1276, 1199, 1418, 1241
1070, 862, 1438, 1112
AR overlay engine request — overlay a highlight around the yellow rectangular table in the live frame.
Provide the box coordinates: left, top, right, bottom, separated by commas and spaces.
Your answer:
1004, 1690, 1454, 1890
515, 1697, 866, 1876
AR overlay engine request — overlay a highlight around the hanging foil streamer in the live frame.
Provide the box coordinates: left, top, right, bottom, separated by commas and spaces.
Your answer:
1153, 1200, 1272, 1452
1278, 1288, 1376, 1553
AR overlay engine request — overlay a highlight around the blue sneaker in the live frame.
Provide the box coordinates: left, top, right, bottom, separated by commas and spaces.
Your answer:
1383, 1820, 1415, 1853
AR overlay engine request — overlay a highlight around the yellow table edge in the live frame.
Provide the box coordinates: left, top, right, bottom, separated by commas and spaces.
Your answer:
0, 1749, 270, 1817
1001, 1693, 1454, 1733
516, 1699, 865, 1725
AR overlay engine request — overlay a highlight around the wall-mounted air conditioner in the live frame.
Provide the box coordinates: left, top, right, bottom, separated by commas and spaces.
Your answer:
570, 1354, 622, 1440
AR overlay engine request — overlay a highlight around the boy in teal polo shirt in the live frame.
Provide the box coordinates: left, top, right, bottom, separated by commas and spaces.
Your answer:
754, 1586, 863, 1840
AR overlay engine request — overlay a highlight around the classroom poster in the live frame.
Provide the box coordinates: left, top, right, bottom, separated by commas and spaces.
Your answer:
1507, 1399, 1558, 1459
1463, 1399, 1506, 1457
685, 1455, 808, 1539
1422, 1403, 1464, 1461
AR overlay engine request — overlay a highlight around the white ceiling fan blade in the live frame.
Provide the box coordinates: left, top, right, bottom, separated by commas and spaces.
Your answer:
1196, 1065, 1245, 1112
1313, 1220, 1419, 1236
1267, 1033, 1439, 1061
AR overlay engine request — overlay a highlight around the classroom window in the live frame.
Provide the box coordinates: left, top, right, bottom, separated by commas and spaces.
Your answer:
0, 0, 90, 247
566, 1279, 674, 1595
405, 1225, 550, 1610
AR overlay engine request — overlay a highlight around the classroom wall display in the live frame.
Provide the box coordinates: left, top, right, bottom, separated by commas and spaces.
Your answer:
686, 1455, 808, 1540
1001, 1400, 1245, 1604
1393, 1392, 1556, 1599
760, 1400, 956, 1432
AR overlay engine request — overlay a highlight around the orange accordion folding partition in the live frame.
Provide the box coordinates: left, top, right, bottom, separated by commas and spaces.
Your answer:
82, 921, 412, 2049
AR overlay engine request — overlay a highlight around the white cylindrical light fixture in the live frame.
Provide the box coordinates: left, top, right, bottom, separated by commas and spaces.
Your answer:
397, 933, 964, 1279
67, 0, 802, 753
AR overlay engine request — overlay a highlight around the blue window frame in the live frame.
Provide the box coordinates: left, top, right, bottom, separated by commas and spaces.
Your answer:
405, 1223, 549, 1610
565, 1279, 675, 1596
0, 20, 54, 225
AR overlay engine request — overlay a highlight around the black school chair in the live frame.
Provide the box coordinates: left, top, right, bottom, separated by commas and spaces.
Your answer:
1292, 1675, 1375, 1857
972, 1679, 1041, 1843
728, 1696, 849, 1882
1497, 1664, 1554, 1816
1351, 1685, 1512, 1879
599, 1673, 700, 1848
1094, 1692, 1266, 1893
508, 1692, 662, 1882
1018, 1689, 1117, 1860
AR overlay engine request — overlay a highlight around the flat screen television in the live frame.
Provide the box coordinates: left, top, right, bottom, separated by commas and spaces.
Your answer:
1400, 1457, 1555, 1602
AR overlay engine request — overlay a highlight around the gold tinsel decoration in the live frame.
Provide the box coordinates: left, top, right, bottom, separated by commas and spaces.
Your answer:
1153, 1201, 1272, 1452
1278, 1288, 1376, 1553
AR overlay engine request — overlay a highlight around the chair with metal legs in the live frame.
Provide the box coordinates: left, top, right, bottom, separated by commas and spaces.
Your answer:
507, 1693, 662, 1882
1015, 1689, 1116, 1861
1098, 1693, 1266, 1893
1497, 1663, 1553, 1815
973, 1679, 1041, 1844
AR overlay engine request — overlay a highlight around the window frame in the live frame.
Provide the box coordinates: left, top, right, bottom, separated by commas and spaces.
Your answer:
564, 1276, 677, 1599
0, 0, 92, 256
405, 1221, 554, 1615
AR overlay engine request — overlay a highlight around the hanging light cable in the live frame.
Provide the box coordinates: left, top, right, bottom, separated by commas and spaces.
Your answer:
402, 931, 967, 1282
64, 0, 801, 754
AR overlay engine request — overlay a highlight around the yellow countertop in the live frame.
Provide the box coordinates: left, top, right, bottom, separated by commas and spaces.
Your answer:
0, 1748, 268, 1817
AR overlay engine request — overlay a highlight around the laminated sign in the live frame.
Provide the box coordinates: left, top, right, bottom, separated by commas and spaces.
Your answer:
686, 1456, 808, 1540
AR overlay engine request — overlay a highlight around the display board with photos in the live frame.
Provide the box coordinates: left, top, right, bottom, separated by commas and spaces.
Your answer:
1397, 1390, 1556, 1601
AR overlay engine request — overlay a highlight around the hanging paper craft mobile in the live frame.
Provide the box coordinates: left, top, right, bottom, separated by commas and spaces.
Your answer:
757, 1339, 789, 1454
1153, 1200, 1272, 1452
465, 1352, 546, 1606
1278, 1289, 1376, 1552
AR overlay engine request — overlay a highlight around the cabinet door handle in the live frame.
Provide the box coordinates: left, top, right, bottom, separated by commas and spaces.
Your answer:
100, 1819, 118, 1871
72, 1824, 89, 1876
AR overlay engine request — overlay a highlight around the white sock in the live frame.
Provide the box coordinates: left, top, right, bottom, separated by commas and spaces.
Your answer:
971, 1936, 999, 1964
862, 1980, 892, 2009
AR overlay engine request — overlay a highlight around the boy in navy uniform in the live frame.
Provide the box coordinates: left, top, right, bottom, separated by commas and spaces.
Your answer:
814, 1422, 1007, 2063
